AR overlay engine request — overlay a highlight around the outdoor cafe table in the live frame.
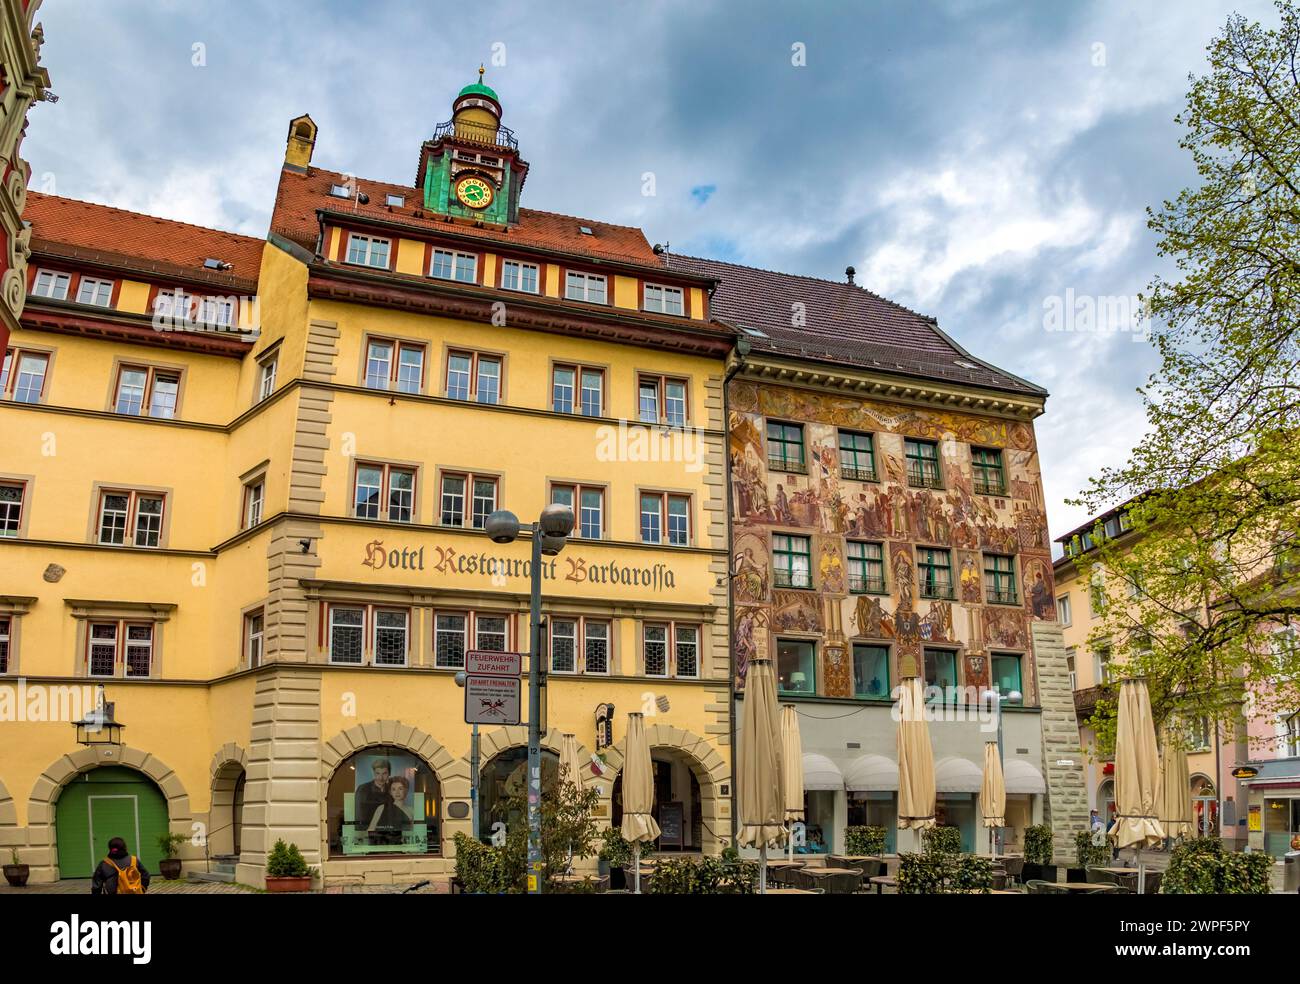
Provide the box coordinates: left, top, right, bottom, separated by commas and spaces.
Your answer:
869, 875, 897, 894
767, 887, 816, 894
1048, 881, 1111, 892
798, 867, 864, 894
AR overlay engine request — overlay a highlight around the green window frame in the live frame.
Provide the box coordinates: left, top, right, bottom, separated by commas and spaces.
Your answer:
984, 553, 1017, 604
991, 653, 1023, 703
853, 643, 890, 699
971, 447, 1005, 495
847, 541, 885, 594
917, 547, 953, 599
773, 533, 812, 589
905, 438, 942, 488
767, 421, 806, 474
838, 431, 877, 482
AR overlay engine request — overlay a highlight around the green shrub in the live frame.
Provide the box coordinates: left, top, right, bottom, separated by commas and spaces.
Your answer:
1161, 838, 1272, 894
648, 849, 757, 894
921, 825, 962, 855
1075, 829, 1109, 868
598, 826, 652, 869
265, 839, 311, 878
845, 825, 887, 856
1024, 824, 1054, 865
897, 852, 992, 893
453, 832, 521, 894
156, 831, 188, 860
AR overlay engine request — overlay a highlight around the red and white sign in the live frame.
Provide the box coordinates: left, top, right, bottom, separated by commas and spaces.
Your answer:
465, 649, 522, 678
464, 674, 521, 726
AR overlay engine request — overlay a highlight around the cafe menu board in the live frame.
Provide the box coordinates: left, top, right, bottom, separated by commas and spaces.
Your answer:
658, 803, 684, 849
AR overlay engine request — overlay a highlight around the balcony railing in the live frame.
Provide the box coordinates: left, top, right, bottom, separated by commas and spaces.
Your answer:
986, 587, 1019, 605
773, 569, 813, 589
919, 580, 955, 600
431, 118, 519, 151
849, 574, 886, 594
768, 455, 807, 475
841, 464, 877, 482
973, 478, 1005, 496
907, 467, 942, 489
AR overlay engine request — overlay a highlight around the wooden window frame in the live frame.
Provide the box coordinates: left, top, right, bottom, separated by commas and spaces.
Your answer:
429, 247, 479, 284
550, 362, 606, 416
640, 620, 701, 679
110, 361, 184, 419
983, 553, 1018, 605
638, 489, 693, 546
838, 430, 878, 482
547, 616, 612, 675
1, 346, 53, 404
94, 487, 168, 549
242, 478, 265, 530
549, 481, 606, 540
244, 608, 265, 669
443, 348, 503, 404
917, 546, 954, 600
773, 532, 813, 589
86, 619, 157, 679
971, 447, 1006, 496
353, 460, 419, 524
637, 373, 690, 427
257, 353, 278, 403
847, 540, 887, 594
990, 651, 1025, 704
905, 438, 943, 489
433, 609, 516, 669
363, 335, 427, 394
438, 470, 499, 529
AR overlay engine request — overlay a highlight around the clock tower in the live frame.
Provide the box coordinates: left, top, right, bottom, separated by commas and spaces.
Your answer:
415, 67, 529, 227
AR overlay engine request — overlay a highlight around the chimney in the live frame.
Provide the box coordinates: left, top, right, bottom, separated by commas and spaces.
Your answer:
284, 114, 317, 172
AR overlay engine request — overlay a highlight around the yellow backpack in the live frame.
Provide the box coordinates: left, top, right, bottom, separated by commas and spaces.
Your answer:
109, 855, 145, 895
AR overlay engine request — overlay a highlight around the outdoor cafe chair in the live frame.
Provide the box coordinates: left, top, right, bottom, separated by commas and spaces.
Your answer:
1025, 879, 1067, 895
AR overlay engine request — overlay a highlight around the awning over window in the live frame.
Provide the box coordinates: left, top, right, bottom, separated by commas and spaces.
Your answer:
1004, 758, 1047, 795
844, 754, 899, 792
935, 756, 983, 793
802, 753, 844, 791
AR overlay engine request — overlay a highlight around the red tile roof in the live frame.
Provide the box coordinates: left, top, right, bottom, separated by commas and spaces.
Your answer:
270, 165, 665, 267
667, 253, 1046, 397
24, 192, 265, 286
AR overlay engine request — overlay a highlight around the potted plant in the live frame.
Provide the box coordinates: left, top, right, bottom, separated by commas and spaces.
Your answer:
597, 826, 650, 891
1074, 829, 1109, 882
3, 847, 29, 888
155, 831, 188, 880
1021, 824, 1056, 883
264, 839, 316, 893
844, 825, 888, 857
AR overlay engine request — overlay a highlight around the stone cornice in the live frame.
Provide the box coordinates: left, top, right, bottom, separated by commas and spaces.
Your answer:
733, 353, 1045, 420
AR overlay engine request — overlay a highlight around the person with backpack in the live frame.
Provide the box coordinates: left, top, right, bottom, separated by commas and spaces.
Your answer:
91, 837, 150, 894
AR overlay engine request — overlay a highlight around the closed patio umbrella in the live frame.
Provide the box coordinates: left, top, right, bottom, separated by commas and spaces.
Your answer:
559, 732, 585, 875
1159, 726, 1194, 842
981, 740, 1006, 854
780, 704, 804, 862
896, 675, 936, 848
738, 658, 785, 893
1110, 677, 1165, 892
620, 712, 659, 894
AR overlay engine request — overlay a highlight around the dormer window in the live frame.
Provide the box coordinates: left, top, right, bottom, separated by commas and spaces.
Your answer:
644, 283, 684, 316
76, 277, 114, 308
203, 257, 231, 271
430, 248, 477, 283
330, 183, 351, 198
565, 271, 607, 305
579, 226, 594, 236
501, 259, 539, 294
30, 269, 71, 300
345, 233, 390, 269
385, 194, 406, 208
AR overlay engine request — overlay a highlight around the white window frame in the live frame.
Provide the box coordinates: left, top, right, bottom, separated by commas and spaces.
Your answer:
245, 610, 264, 668
30, 269, 71, 300
1058, 594, 1072, 627
76, 277, 114, 307
501, 259, 540, 294
2, 348, 50, 403
0, 480, 25, 538
565, 271, 607, 304
243, 480, 265, 529
643, 283, 684, 316
430, 248, 478, 284
345, 233, 391, 269
258, 356, 277, 402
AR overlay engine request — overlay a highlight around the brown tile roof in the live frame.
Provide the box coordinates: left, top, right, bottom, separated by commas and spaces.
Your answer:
666, 253, 1046, 397
270, 165, 665, 267
24, 192, 265, 287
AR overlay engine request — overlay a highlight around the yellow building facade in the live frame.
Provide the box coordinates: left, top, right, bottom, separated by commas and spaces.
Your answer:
1, 79, 735, 885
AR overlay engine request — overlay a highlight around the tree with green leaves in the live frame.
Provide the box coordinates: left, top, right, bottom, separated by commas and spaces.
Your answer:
1074, 1, 1300, 754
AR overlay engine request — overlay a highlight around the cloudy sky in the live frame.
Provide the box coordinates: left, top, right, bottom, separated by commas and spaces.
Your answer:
23, 0, 1277, 544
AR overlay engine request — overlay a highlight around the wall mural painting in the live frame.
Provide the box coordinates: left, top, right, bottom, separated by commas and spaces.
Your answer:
730, 382, 1048, 696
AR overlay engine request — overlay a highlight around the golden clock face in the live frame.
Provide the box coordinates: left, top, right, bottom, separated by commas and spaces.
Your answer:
455, 176, 494, 210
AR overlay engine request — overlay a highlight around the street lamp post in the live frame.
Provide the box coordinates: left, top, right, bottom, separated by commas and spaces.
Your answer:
484, 503, 575, 895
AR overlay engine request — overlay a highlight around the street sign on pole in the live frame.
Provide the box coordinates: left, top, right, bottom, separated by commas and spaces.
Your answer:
464, 675, 521, 726
465, 649, 523, 677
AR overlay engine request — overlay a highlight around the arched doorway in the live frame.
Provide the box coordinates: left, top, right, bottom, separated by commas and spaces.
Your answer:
209, 760, 247, 860
55, 766, 169, 878
1098, 778, 1116, 828
611, 748, 704, 852
1191, 775, 1218, 837
477, 746, 560, 839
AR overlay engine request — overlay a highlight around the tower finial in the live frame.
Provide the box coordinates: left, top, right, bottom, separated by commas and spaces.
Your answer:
478, 63, 485, 81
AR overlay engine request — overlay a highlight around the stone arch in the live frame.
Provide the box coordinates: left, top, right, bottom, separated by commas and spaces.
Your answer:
320, 720, 469, 861
26, 745, 193, 881
208, 743, 248, 859
0, 776, 18, 860
600, 725, 730, 854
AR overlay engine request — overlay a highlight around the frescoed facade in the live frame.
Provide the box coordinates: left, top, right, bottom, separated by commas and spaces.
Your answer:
671, 253, 1088, 861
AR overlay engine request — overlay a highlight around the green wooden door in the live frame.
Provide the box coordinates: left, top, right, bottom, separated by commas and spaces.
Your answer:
55, 767, 169, 878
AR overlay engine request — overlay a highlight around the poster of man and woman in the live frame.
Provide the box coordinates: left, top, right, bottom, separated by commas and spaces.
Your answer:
342, 752, 429, 855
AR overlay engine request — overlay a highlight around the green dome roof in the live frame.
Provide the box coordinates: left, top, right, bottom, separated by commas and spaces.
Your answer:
458, 80, 498, 101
